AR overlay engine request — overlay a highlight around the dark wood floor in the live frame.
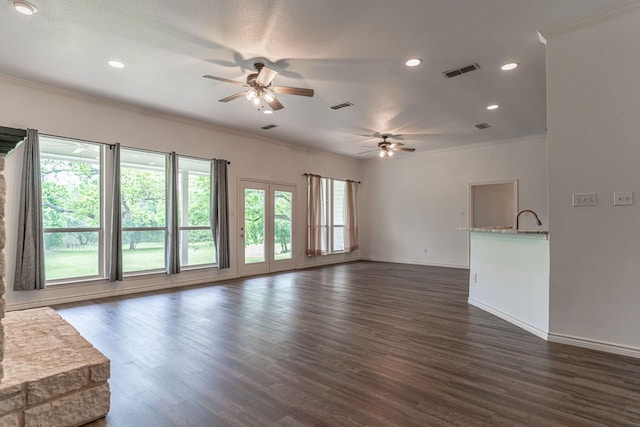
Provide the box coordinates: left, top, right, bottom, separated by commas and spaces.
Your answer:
55, 261, 640, 426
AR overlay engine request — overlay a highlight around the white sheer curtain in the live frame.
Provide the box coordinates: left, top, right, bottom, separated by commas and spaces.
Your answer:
306, 174, 326, 256
343, 180, 359, 253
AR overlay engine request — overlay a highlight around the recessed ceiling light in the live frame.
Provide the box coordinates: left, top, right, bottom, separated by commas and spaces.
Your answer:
501, 62, 519, 71
13, 1, 38, 15
263, 110, 273, 115
405, 58, 422, 67
108, 60, 125, 69
487, 104, 499, 110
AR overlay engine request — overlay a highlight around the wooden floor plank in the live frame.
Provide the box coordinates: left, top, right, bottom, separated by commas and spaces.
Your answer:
62, 261, 640, 426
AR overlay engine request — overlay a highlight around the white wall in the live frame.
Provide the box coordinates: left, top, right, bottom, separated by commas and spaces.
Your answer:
359, 136, 548, 268
546, 6, 640, 355
0, 75, 361, 310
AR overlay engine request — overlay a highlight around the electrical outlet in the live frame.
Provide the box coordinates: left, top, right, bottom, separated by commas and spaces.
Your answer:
423, 248, 428, 254
572, 193, 597, 207
473, 273, 477, 283
613, 192, 633, 206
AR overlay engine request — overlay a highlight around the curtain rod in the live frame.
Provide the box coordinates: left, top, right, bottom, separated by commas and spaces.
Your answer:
41, 133, 230, 164
303, 173, 361, 184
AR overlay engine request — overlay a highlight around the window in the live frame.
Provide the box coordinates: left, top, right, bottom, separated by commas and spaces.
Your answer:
120, 148, 167, 273
40, 137, 103, 281
38, 135, 220, 285
313, 177, 346, 254
177, 157, 215, 267
332, 180, 346, 252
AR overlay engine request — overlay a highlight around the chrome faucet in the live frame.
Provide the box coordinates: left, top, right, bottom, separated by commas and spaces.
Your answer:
516, 209, 542, 230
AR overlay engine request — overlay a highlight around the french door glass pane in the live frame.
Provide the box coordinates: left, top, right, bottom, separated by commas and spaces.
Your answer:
244, 188, 265, 264
274, 191, 292, 260
179, 229, 216, 266
122, 230, 166, 272
44, 231, 99, 280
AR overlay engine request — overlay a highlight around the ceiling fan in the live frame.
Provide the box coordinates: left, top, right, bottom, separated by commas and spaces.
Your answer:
359, 135, 416, 158
203, 62, 314, 112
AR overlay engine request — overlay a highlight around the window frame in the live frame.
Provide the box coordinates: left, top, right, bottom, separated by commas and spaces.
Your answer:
318, 177, 346, 255
120, 147, 169, 275
40, 136, 105, 284
38, 135, 221, 286
177, 155, 216, 269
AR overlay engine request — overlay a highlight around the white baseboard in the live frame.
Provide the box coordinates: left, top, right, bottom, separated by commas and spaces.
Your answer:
8, 258, 361, 311
295, 256, 362, 270
362, 256, 468, 270
7, 273, 238, 311
468, 297, 549, 341
548, 333, 640, 359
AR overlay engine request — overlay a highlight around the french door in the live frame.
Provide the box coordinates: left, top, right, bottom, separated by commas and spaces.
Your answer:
238, 179, 296, 276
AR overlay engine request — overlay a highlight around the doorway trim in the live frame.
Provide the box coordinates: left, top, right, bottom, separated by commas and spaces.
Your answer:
237, 178, 297, 276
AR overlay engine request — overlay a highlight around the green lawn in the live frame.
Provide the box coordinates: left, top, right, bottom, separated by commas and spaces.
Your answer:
45, 242, 216, 281
45, 242, 291, 280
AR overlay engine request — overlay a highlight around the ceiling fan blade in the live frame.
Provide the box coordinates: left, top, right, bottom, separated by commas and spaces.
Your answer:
273, 86, 315, 97
393, 147, 416, 152
358, 149, 379, 155
266, 96, 285, 111
203, 75, 247, 86
389, 142, 405, 148
218, 91, 248, 102
256, 66, 278, 86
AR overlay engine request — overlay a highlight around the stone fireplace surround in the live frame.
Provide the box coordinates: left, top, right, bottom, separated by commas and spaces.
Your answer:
0, 136, 111, 426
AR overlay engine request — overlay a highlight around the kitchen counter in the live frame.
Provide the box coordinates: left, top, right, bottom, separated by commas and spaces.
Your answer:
457, 227, 549, 237
462, 228, 550, 340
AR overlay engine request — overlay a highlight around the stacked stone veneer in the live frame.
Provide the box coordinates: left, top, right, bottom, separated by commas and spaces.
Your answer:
0, 153, 109, 426
0, 308, 110, 426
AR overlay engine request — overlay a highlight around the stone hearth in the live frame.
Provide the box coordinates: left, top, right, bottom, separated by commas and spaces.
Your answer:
0, 308, 110, 426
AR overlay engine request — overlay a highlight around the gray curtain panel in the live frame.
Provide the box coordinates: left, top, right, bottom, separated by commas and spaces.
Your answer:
14, 129, 45, 291
211, 159, 230, 269
109, 143, 123, 281
166, 152, 180, 274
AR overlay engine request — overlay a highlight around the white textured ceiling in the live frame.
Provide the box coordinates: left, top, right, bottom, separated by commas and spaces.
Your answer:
0, 0, 625, 157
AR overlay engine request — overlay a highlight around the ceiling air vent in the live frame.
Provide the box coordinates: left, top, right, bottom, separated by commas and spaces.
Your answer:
443, 62, 480, 79
261, 124, 278, 130
475, 122, 491, 130
329, 102, 354, 111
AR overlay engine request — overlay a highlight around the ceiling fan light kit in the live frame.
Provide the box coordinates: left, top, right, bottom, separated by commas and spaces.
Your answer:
204, 62, 314, 113
360, 135, 416, 159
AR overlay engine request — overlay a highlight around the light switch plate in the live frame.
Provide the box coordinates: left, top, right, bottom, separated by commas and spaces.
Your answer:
572, 193, 597, 207
613, 192, 633, 206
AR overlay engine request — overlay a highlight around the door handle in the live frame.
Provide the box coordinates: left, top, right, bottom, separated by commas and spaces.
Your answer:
241, 234, 244, 238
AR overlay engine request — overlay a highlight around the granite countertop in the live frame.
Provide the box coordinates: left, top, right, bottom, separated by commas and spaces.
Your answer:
457, 227, 549, 236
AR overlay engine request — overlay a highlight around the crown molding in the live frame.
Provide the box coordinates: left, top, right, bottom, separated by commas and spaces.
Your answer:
0, 73, 356, 163
541, 0, 640, 40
